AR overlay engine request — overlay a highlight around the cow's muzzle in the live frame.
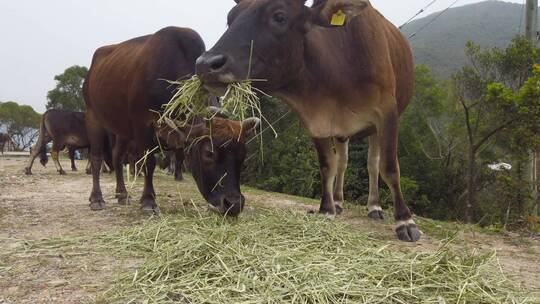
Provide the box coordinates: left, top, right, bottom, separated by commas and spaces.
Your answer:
196, 53, 229, 76
208, 194, 245, 217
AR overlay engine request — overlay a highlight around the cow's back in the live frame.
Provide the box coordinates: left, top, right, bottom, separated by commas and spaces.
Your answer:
381, 12, 414, 115
84, 27, 206, 138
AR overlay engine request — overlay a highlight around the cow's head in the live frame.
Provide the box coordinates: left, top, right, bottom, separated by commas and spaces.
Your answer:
158, 116, 260, 216
196, 0, 369, 93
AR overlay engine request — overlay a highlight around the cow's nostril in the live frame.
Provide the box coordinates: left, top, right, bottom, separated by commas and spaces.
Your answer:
221, 196, 243, 217
208, 55, 228, 72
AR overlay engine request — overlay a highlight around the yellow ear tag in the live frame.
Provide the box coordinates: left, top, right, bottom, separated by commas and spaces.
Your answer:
330, 10, 346, 26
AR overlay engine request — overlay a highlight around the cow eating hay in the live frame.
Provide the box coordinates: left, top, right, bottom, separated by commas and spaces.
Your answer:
196, 0, 420, 242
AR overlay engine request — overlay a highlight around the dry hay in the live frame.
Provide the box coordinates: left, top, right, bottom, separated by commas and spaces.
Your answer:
10, 208, 533, 303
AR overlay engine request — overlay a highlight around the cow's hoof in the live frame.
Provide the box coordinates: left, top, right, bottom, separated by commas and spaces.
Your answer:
308, 208, 337, 219
117, 195, 131, 205
24, 168, 32, 175
89, 199, 106, 211
335, 203, 344, 215
395, 220, 421, 242
58, 170, 67, 175
368, 210, 385, 220
140, 199, 160, 216
175, 176, 184, 182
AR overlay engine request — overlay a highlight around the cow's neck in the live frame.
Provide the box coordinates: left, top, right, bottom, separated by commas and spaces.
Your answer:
273, 26, 381, 139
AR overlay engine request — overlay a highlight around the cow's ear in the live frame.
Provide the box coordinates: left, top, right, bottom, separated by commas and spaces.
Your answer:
240, 117, 261, 138
157, 118, 186, 149
234, 0, 241, 3
310, 0, 369, 27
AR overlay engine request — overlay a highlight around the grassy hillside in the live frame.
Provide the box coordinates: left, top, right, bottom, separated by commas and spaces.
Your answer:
401, 1, 526, 78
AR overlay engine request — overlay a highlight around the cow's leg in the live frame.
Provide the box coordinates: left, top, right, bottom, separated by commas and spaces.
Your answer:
313, 137, 338, 216
113, 138, 130, 205
51, 144, 66, 175
367, 134, 384, 220
87, 112, 107, 211
378, 111, 420, 242
174, 149, 184, 181
134, 128, 159, 214
333, 137, 349, 215
68, 147, 77, 171
25, 135, 48, 175
85, 158, 92, 175
140, 152, 159, 214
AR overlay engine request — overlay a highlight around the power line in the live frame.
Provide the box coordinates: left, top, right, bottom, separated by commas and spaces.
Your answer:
399, 0, 440, 29
408, 0, 461, 40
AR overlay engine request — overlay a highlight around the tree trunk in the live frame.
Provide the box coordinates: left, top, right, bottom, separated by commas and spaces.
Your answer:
532, 151, 539, 216
465, 149, 476, 223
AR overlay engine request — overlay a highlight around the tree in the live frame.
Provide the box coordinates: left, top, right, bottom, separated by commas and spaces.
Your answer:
399, 66, 466, 219
46, 65, 88, 111
0, 101, 41, 150
453, 37, 540, 222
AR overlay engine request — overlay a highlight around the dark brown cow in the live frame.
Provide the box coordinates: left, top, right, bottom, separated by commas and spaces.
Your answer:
196, 0, 419, 241
24, 109, 111, 175
0, 132, 12, 154
84, 27, 259, 216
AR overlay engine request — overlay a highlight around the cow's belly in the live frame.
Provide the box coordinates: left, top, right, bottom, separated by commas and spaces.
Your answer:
300, 111, 375, 138
65, 135, 88, 148
284, 97, 379, 139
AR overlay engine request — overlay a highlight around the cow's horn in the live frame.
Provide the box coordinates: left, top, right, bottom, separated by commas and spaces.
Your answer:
241, 117, 261, 134
163, 117, 180, 132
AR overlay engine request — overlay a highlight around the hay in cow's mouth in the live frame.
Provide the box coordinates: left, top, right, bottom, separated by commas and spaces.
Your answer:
161, 76, 210, 127
160, 76, 276, 140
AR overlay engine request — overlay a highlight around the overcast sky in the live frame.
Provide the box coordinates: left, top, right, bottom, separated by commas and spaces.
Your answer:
0, 0, 525, 113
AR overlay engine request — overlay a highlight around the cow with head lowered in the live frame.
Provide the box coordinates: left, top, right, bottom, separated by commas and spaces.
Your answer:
24, 109, 112, 175
196, 0, 420, 241
84, 27, 259, 216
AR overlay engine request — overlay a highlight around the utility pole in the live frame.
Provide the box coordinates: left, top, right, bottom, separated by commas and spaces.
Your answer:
525, 0, 538, 41
525, 0, 539, 216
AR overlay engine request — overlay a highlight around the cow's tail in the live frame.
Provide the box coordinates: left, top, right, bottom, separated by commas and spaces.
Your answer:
39, 145, 48, 167
36, 116, 49, 167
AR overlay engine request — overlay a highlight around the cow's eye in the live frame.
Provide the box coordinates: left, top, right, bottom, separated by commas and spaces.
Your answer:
272, 11, 288, 25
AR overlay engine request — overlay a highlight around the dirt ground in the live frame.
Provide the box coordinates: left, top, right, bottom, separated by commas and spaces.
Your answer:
0, 156, 539, 303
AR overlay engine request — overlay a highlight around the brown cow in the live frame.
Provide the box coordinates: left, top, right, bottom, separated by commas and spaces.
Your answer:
196, 0, 419, 241
24, 109, 112, 175
0, 132, 12, 154
84, 27, 259, 216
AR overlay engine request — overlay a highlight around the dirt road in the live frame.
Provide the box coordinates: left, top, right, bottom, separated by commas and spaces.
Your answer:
1, 157, 539, 303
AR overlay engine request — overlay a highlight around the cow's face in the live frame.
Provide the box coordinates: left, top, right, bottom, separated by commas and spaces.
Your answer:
189, 135, 247, 216
196, 0, 368, 93
160, 117, 259, 217
190, 118, 259, 216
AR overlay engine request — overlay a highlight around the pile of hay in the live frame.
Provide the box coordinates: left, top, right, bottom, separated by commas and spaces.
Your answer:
81, 208, 528, 303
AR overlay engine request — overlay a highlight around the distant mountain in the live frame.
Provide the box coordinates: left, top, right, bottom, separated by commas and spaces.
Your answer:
400, 1, 527, 79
